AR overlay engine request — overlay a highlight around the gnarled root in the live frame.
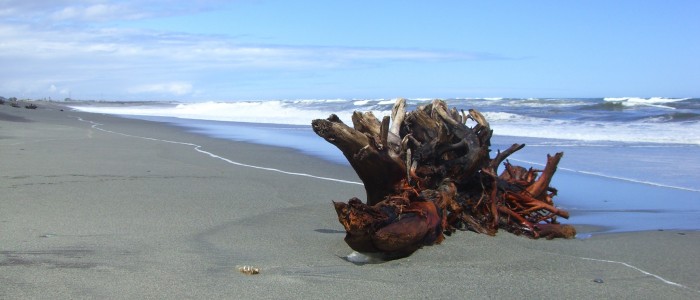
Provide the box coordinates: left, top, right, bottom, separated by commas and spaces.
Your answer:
316, 99, 575, 258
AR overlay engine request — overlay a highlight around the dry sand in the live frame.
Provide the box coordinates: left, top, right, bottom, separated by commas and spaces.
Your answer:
1, 102, 699, 299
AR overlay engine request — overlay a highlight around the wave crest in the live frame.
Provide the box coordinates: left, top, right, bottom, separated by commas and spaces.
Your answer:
603, 97, 689, 109
70, 98, 700, 145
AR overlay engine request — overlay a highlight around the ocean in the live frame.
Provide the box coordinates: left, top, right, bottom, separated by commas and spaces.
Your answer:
70, 97, 700, 234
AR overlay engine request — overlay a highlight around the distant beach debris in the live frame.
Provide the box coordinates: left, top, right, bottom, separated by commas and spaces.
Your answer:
2, 97, 18, 107
313, 98, 574, 259
237, 265, 260, 275
1, 96, 37, 109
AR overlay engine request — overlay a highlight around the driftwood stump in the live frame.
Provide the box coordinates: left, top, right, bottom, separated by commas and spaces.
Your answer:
312, 99, 574, 258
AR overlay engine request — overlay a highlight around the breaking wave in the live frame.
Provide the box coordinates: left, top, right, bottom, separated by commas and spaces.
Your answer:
70, 97, 700, 145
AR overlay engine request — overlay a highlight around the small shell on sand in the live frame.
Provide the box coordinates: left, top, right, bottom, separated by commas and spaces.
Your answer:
238, 266, 260, 275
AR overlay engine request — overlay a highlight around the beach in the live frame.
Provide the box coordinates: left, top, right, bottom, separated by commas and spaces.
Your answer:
1, 102, 699, 299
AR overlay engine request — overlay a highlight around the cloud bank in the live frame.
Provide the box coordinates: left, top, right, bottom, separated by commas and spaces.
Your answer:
0, 0, 501, 100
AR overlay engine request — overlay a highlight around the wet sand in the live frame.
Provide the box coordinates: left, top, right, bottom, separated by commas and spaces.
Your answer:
1, 102, 698, 299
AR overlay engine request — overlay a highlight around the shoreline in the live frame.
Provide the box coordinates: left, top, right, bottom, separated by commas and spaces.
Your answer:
2, 102, 699, 298
68, 100, 700, 190
65, 102, 700, 234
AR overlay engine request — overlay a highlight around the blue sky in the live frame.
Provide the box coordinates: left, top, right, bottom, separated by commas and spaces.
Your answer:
0, 0, 698, 101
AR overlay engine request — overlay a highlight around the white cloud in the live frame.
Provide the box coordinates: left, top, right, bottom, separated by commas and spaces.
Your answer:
45, 84, 70, 96
0, 0, 227, 26
84, 4, 124, 19
51, 6, 80, 21
128, 82, 193, 96
0, 22, 486, 72
50, 3, 151, 22
0, 0, 225, 23
0, 1, 504, 100
0, 20, 494, 99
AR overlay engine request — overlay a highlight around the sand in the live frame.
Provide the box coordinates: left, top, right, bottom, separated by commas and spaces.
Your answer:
1, 102, 699, 299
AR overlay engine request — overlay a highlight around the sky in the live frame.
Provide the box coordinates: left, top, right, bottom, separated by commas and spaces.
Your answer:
0, 0, 698, 101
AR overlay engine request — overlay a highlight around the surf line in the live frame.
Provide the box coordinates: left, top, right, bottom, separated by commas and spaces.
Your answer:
508, 158, 700, 193
578, 255, 698, 293
541, 250, 698, 293
73, 116, 363, 186
578, 257, 693, 290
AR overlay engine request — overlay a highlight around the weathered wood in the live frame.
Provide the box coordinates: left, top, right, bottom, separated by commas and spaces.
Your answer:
312, 115, 405, 206
351, 111, 381, 136
313, 99, 574, 258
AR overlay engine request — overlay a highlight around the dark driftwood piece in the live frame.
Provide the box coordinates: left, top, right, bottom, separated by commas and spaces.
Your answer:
312, 99, 575, 258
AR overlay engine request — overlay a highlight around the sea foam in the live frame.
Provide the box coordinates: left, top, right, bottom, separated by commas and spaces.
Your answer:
603, 97, 689, 109
71, 98, 700, 145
